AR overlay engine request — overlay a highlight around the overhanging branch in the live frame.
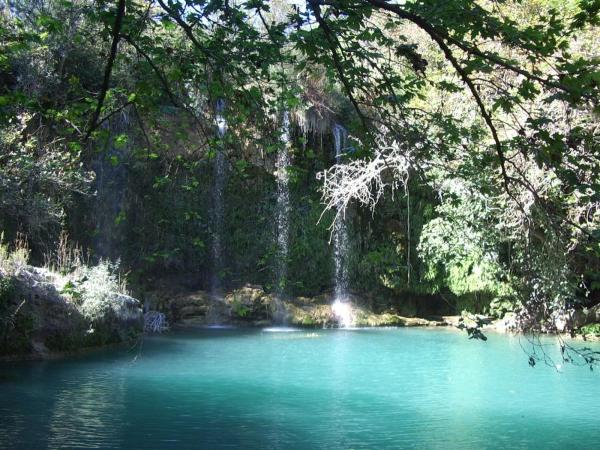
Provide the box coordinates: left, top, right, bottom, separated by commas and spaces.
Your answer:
84, 0, 126, 140
308, 0, 369, 129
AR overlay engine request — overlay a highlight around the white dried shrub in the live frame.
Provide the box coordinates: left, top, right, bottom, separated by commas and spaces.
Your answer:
317, 137, 413, 227
76, 260, 129, 321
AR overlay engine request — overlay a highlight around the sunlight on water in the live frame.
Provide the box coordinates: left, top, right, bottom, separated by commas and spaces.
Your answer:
1, 328, 599, 450
262, 327, 302, 333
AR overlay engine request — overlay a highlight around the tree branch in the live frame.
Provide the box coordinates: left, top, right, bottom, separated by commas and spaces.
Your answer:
155, 0, 213, 63
121, 34, 181, 108
357, 0, 530, 199
308, 0, 369, 129
84, 0, 126, 140
363, 0, 581, 97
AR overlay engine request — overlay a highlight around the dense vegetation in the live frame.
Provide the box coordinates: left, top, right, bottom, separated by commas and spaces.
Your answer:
0, 0, 598, 334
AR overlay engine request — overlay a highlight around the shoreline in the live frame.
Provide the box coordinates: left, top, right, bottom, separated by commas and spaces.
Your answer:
0, 338, 140, 363
3, 324, 598, 363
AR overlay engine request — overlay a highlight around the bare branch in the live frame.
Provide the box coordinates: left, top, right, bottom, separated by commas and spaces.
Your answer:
317, 137, 413, 227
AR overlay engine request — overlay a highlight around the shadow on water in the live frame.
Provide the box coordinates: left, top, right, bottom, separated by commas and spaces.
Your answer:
1, 328, 599, 449
2, 360, 597, 450
0, 346, 455, 450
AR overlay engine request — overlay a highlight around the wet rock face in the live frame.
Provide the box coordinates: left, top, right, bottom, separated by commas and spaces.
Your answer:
351, 311, 438, 327
225, 285, 277, 322
159, 285, 444, 329
169, 292, 211, 325
0, 267, 143, 359
285, 301, 337, 328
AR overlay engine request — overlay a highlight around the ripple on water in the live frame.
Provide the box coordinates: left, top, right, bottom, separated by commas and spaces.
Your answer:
0, 328, 599, 450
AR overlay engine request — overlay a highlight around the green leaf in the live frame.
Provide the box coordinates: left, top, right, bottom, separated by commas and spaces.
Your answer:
114, 210, 126, 225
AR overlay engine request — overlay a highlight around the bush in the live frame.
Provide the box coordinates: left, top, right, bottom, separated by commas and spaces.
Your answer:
0, 276, 14, 308
580, 323, 600, 336
74, 261, 130, 321
0, 233, 30, 276
231, 298, 251, 318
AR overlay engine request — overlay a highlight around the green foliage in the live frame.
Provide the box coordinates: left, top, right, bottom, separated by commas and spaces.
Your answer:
580, 323, 600, 336
301, 317, 316, 326
230, 298, 251, 318
286, 194, 334, 296
0, 0, 597, 328
60, 280, 82, 301
488, 297, 518, 319
0, 275, 32, 355
0, 276, 14, 309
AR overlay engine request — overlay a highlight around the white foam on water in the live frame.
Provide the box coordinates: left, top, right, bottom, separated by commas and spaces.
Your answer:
332, 299, 353, 328
262, 327, 302, 333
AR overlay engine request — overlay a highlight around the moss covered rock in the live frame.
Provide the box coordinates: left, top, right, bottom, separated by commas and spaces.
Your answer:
225, 285, 277, 322
165, 286, 442, 328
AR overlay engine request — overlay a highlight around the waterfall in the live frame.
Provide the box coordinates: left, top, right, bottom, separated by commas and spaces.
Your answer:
93, 111, 130, 260
211, 99, 227, 297
275, 111, 291, 296
331, 124, 352, 327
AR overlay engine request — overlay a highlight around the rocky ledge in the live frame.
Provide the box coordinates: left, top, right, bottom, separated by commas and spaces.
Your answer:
146, 284, 442, 329
0, 266, 143, 359
146, 284, 600, 341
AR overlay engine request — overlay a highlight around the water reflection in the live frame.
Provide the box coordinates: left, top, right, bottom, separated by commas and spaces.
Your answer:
47, 372, 126, 449
0, 329, 599, 449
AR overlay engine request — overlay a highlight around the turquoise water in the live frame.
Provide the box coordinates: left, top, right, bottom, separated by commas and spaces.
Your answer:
1, 328, 599, 449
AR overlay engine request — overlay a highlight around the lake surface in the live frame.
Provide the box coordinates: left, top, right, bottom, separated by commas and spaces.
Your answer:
1, 327, 599, 449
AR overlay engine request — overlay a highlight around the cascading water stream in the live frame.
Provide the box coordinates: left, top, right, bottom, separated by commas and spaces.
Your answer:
93, 111, 130, 260
331, 124, 352, 327
273, 111, 292, 323
275, 111, 291, 295
209, 99, 227, 323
